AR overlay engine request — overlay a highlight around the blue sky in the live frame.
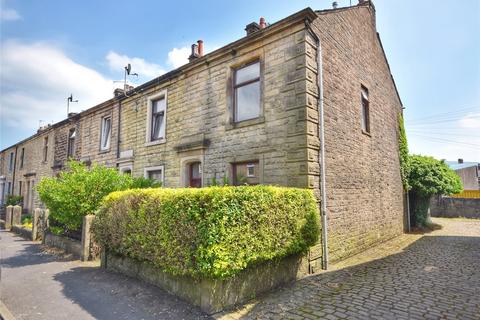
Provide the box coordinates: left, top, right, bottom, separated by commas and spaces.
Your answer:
1, 0, 479, 161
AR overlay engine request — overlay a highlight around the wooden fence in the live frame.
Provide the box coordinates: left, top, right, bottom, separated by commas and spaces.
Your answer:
450, 190, 480, 199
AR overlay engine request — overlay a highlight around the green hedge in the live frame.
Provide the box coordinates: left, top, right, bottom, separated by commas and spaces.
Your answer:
92, 185, 320, 279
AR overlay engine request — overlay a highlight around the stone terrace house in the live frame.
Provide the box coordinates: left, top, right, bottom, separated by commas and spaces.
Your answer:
0, 1, 405, 270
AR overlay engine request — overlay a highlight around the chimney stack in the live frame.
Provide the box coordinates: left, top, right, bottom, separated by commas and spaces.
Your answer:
245, 22, 260, 35
458, 158, 464, 164
259, 17, 267, 29
189, 43, 199, 62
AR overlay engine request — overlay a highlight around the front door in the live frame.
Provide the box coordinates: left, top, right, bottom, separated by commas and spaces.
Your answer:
189, 162, 202, 188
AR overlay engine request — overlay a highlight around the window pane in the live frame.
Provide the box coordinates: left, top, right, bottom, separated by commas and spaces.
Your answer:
361, 100, 369, 132
151, 113, 164, 140
101, 118, 111, 149
152, 98, 165, 113
148, 170, 163, 182
235, 62, 260, 85
235, 82, 260, 122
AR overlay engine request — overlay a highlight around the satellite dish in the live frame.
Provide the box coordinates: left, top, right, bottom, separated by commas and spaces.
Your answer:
126, 63, 132, 75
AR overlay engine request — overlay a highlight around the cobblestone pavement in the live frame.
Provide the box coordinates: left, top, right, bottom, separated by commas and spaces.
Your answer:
219, 218, 480, 320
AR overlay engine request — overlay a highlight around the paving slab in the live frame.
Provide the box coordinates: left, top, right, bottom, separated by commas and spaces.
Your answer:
0, 230, 210, 320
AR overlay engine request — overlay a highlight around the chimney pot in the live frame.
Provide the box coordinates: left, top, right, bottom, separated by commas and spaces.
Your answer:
197, 40, 204, 57
458, 158, 464, 164
259, 17, 267, 29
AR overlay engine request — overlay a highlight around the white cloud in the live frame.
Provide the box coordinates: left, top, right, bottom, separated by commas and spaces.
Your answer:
0, 40, 114, 131
1, 8, 20, 21
459, 113, 480, 129
167, 47, 190, 69
106, 51, 166, 78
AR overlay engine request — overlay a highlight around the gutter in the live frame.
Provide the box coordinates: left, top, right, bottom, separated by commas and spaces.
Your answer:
12, 145, 18, 197
305, 19, 329, 270
116, 100, 122, 159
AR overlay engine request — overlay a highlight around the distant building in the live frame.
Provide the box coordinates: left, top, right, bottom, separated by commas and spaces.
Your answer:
446, 159, 480, 190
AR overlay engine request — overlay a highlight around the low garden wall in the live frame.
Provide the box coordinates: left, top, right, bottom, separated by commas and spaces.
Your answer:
3, 205, 98, 260
103, 251, 307, 314
44, 233, 82, 258
430, 195, 480, 219
93, 186, 320, 313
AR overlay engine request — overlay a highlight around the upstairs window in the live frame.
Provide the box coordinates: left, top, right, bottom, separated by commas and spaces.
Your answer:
361, 86, 370, 134
8, 152, 14, 172
43, 137, 48, 162
100, 116, 112, 150
67, 128, 76, 158
146, 91, 167, 144
19, 148, 25, 169
234, 61, 260, 122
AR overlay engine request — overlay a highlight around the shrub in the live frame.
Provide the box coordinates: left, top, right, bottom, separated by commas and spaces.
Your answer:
21, 214, 32, 228
36, 160, 159, 233
6, 195, 23, 206
408, 155, 463, 226
92, 185, 320, 279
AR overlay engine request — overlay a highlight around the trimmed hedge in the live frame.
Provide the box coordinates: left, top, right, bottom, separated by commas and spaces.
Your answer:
92, 186, 320, 279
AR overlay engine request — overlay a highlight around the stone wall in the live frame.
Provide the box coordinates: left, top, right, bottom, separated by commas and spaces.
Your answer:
118, 20, 312, 190
310, 4, 405, 262
431, 196, 480, 219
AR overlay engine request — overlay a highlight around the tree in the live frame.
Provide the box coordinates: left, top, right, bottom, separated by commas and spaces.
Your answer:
37, 160, 159, 233
407, 155, 463, 227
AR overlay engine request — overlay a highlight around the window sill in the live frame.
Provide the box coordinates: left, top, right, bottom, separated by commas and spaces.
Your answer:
226, 116, 265, 130
145, 139, 166, 147
361, 130, 371, 137
98, 149, 111, 154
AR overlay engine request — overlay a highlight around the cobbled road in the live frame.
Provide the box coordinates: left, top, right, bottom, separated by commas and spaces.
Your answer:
221, 218, 480, 319
1, 218, 479, 320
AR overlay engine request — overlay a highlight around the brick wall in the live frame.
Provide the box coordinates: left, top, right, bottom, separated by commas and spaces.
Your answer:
310, 4, 405, 262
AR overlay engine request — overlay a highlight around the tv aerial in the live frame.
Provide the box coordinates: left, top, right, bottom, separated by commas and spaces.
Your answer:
124, 63, 138, 91
67, 94, 78, 117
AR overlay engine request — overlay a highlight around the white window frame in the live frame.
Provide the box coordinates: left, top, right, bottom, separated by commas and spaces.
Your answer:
144, 165, 165, 185
100, 115, 112, 151
146, 90, 167, 146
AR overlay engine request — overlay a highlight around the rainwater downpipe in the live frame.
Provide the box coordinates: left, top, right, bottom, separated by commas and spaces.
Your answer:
306, 19, 329, 270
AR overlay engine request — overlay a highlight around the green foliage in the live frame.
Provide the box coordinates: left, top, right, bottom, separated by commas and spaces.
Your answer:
92, 185, 320, 279
408, 155, 463, 227
21, 214, 32, 228
6, 195, 23, 206
36, 160, 149, 232
408, 155, 463, 197
398, 114, 410, 190
130, 176, 162, 188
